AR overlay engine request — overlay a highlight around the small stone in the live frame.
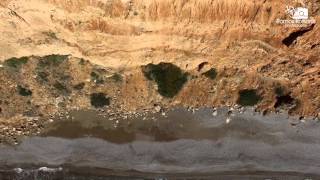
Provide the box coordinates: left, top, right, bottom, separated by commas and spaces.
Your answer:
226, 117, 231, 124
212, 110, 218, 116
14, 168, 23, 174
154, 105, 161, 113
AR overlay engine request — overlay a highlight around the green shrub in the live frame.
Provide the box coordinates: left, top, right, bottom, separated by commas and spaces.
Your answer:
111, 73, 123, 82
38, 55, 68, 68
17, 85, 32, 96
53, 81, 70, 95
274, 86, 285, 96
237, 89, 262, 106
142, 63, 188, 98
91, 71, 104, 84
37, 71, 49, 82
90, 93, 110, 108
4, 57, 28, 69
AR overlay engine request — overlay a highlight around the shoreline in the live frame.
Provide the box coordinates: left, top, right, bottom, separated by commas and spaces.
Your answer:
0, 55, 319, 144
1, 107, 320, 177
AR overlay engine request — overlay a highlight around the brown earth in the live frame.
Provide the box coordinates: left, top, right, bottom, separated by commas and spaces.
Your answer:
0, 0, 319, 143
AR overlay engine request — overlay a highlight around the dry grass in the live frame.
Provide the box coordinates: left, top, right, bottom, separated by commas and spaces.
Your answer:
47, 0, 273, 23
143, 0, 266, 23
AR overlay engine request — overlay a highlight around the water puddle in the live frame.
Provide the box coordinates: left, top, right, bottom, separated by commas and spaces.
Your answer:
42, 108, 238, 143
1, 107, 320, 179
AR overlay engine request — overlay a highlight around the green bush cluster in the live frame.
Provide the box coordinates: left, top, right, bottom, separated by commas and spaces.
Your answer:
237, 89, 262, 106
4, 57, 28, 69
142, 63, 188, 98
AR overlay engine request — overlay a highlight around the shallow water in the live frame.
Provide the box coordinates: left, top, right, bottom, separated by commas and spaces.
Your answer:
1, 107, 320, 179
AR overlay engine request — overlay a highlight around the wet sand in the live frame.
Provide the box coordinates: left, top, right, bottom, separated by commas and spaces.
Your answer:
0, 108, 320, 179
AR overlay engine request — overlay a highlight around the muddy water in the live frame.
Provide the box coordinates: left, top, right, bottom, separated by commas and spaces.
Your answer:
1, 108, 320, 179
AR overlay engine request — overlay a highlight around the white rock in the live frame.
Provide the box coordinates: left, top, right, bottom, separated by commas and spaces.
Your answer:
226, 117, 231, 124
38, 167, 61, 172
154, 105, 161, 112
212, 110, 218, 116
13, 168, 23, 174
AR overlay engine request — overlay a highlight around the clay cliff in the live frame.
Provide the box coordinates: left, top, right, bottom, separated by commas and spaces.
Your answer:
0, 0, 319, 142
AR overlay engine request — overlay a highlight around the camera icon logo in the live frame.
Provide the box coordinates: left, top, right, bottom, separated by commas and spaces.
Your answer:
286, 6, 309, 20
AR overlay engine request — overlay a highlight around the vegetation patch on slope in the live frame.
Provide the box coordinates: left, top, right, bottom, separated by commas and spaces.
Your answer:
4, 57, 28, 70
141, 63, 188, 98
90, 93, 110, 108
237, 89, 262, 106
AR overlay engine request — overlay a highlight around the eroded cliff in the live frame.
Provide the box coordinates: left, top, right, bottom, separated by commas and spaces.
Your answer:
0, 0, 319, 143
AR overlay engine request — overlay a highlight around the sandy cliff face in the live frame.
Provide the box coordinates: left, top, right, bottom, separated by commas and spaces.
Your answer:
0, 0, 319, 142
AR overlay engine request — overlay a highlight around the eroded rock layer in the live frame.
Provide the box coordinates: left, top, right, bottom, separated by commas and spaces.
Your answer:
0, 0, 319, 142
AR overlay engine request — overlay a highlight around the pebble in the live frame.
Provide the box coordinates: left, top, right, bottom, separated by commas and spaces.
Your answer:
226, 117, 231, 124
154, 105, 161, 113
212, 110, 218, 116
13, 168, 23, 174
38, 167, 62, 172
